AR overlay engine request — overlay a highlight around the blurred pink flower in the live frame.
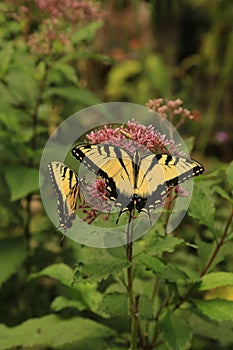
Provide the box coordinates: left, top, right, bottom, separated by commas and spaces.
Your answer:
215, 131, 228, 143
3, 0, 103, 55
146, 98, 194, 127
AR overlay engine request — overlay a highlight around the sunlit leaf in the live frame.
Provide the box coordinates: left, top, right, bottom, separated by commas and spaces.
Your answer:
51, 296, 86, 312
198, 272, 233, 291
193, 299, 233, 322
0, 314, 116, 349
99, 293, 128, 317
30, 263, 73, 287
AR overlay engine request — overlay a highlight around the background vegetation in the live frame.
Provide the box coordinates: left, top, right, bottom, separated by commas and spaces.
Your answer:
0, 1, 232, 349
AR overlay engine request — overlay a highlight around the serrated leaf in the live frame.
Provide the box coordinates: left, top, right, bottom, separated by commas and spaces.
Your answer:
159, 311, 192, 350
193, 299, 233, 321
189, 183, 215, 229
4, 166, 39, 201
74, 249, 128, 284
0, 314, 115, 349
0, 237, 27, 287
99, 293, 128, 317
226, 161, 233, 188
51, 296, 86, 312
30, 263, 73, 287
147, 236, 184, 255
198, 272, 233, 291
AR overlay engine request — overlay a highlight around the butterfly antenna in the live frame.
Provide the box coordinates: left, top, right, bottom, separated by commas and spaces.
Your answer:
56, 225, 66, 247
60, 235, 65, 247
116, 210, 123, 224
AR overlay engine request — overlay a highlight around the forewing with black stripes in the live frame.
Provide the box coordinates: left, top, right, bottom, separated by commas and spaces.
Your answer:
71, 143, 204, 218
48, 161, 80, 231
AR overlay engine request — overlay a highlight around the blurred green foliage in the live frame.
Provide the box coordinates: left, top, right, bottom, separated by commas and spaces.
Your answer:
0, 1, 232, 349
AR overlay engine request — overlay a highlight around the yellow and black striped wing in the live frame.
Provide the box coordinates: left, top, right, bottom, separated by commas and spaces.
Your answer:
138, 154, 204, 211
72, 143, 204, 215
72, 144, 136, 205
48, 162, 79, 231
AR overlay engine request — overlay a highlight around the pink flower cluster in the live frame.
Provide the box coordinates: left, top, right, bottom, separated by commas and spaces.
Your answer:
36, 0, 101, 24
4, 0, 102, 55
86, 119, 183, 155
146, 98, 194, 129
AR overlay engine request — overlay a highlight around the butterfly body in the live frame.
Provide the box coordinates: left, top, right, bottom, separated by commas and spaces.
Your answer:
72, 143, 204, 221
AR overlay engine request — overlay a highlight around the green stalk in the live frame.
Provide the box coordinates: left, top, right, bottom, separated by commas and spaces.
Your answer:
126, 212, 139, 350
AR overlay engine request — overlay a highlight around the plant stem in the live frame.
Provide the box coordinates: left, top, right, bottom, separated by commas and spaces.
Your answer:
126, 212, 139, 350
200, 208, 233, 276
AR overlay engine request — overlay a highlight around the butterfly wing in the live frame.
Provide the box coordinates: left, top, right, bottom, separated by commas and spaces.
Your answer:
72, 143, 204, 220
138, 154, 204, 211
72, 144, 136, 206
48, 162, 80, 231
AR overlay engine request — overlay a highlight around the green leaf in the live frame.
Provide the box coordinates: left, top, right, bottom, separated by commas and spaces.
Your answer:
51, 296, 86, 312
145, 54, 170, 95
5, 68, 38, 108
0, 42, 13, 78
51, 62, 79, 85
138, 294, 153, 319
30, 263, 73, 287
198, 272, 233, 291
44, 86, 101, 105
4, 166, 39, 201
74, 249, 128, 284
189, 314, 233, 347
184, 136, 194, 153
193, 299, 233, 322
0, 236, 27, 287
147, 236, 184, 255
106, 60, 142, 98
99, 293, 128, 317
226, 161, 233, 188
0, 314, 116, 349
71, 21, 103, 44
135, 254, 188, 282
189, 182, 215, 229
159, 311, 192, 350
213, 186, 233, 203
